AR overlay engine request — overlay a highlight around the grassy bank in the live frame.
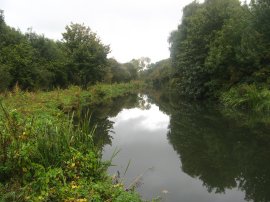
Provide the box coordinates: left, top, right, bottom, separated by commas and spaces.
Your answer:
0, 82, 145, 202
0, 81, 145, 116
220, 84, 270, 112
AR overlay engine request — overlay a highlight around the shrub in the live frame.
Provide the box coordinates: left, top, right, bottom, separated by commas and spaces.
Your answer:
0, 102, 143, 201
220, 84, 270, 112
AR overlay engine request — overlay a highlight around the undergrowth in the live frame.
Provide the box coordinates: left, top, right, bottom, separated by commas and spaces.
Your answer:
220, 84, 270, 112
0, 82, 146, 202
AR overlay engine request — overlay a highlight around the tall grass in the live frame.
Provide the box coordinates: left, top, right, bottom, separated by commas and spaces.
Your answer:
0, 83, 145, 201
220, 84, 270, 112
0, 102, 96, 173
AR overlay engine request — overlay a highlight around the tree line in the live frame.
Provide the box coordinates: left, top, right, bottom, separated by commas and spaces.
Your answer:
143, 0, 270, 108
2, 0, 270, 108
0, 11, 144, 91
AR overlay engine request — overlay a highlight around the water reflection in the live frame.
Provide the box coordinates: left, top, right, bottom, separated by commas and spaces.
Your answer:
151, 91, 270, 202
77, 94, 141, 149
79, 92, 270, 202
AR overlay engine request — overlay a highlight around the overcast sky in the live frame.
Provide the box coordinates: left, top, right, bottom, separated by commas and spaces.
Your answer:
1, 0, 202, 63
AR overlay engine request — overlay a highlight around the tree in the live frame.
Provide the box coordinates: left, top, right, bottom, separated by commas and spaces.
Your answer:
250, 0, 270, 68
0, 10, 4, 25
130, 57, 151, 71
0, 64, 12, 91
62, 23, 110, 87
140, 59, 172, 89
4, 41, 39, 89
26, 29, 68, 89
106, 58, 128, 83
204, 2, 254, 91
122, 62, 138, 81
0, 12, 38, 90
169, 0, 248, 99
0, 14, 114, 91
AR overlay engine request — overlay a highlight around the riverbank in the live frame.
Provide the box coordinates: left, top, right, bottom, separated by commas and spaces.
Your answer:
0, 82, 145, 201
220, 84, 270, 112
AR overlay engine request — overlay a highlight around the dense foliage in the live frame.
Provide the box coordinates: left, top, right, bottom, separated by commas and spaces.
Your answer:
140, 59, 172, 89
0, 83, 145, 201
62, 23, 110, 87
168, 0, 270, 105
0, 11, 142, 91
148, 90, 270, 202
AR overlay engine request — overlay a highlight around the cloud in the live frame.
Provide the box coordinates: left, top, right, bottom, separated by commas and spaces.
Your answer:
1, 0, 200, 62
110, 105, 169, 131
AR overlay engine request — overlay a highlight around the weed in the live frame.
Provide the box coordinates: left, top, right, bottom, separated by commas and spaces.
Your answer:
0, 83, 146, 202
220, 84, 270, 112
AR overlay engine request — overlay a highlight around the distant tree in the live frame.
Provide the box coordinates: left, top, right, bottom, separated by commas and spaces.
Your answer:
0, 64, 12, 91
140, 59, 172, 89
130, 57, 151, 71
122, 62, 138, 81
3, 41, 38, 89
26, 29, 68, 88
62, 23, 110, 87
0, 13, 117, 91
0, 10, 4, 24
106, 58, 127, 83
0, 12, 38, 90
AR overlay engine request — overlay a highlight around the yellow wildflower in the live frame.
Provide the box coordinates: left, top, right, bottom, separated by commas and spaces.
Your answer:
71, 184, 79, 189
76, 199, 87, 202
71, 163, 76, 168
113, 183, 123, 188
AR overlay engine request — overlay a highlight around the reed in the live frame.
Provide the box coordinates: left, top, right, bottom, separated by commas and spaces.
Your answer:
0, 83, 145, 201
220, 84, 270, 112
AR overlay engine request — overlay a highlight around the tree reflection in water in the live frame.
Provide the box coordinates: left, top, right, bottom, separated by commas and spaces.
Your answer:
77, 93, 150, 149
77, 91, 270, 202
151, 91, 270, 202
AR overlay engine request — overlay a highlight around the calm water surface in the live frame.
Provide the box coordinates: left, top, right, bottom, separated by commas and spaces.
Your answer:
89, 93, 270, 202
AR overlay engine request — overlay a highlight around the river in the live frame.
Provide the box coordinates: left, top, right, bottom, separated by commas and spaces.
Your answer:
85, 92, 270, 202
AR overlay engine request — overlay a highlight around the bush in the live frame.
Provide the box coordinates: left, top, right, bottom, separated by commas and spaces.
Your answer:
220, 84, 270, 112
0, 102, 143, 201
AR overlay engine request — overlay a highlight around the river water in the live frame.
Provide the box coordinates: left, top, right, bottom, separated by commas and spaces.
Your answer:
87, 92, 270, 202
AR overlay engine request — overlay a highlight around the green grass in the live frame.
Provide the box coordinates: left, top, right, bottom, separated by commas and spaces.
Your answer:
220, 84, 270, 112
0, 82, 146, 202
0, 81, 145, 116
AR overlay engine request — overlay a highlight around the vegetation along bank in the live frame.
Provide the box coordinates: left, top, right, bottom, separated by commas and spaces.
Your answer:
0, 82, 148, 201
143, 0, 270, 112
0, 0, 270, 200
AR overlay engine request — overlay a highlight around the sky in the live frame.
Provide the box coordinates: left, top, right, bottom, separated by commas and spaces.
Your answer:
1, 0, 202, 63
